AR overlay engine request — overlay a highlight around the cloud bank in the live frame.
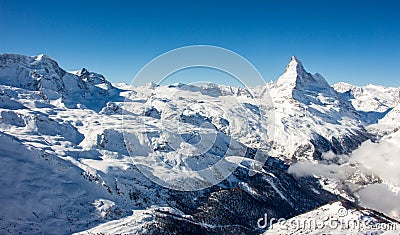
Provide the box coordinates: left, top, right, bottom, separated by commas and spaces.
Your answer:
288, 130, 400, 219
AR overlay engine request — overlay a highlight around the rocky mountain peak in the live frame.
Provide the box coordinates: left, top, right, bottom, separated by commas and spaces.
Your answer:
276, 56, 330, 94
285, 56, 305, 75
78, 68, 90, 77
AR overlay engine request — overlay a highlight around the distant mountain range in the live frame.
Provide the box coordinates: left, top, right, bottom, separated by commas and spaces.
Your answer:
0, 53, 399, 234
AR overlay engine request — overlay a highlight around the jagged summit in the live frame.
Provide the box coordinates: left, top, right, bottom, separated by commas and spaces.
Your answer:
1, 53, 58, 68
274, 56, 347, 113
0, 53, 116, 111
276, 56, 330, 92
76, 67, 90, 77
285, 56, 305, 75
1, 53, 397, 233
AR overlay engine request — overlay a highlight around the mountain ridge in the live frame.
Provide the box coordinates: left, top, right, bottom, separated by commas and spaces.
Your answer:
1, 53, 398, 234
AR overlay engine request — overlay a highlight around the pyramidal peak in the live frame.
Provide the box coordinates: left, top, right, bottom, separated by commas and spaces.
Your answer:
282, 56, 307, 80
276, 56, 329, 90
286, 56, 305, 73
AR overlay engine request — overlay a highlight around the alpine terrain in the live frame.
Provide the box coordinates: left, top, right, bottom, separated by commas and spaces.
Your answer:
0, 54, 399, 234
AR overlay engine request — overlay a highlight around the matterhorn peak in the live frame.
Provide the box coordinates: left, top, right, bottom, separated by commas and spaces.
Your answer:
284, 55, 306, 77
289, 55, 300, 65
276, 56, 329, 91
276, 56, 308, 88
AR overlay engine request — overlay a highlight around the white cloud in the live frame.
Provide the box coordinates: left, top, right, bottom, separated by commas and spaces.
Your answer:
357, 184, 400, 219
288, 130, 400, 219
288, 161, 353, 180
349, 131, 400, 188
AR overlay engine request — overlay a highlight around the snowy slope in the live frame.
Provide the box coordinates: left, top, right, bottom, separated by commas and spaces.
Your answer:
333, 82, 399, 113
375, 104, 400, 131
255, 56, 370, 162
113, 57, 370, 164
333, 82, 400, 127
0, 85, 168, 233
0, 54, 336, 234
264, 201, 399, 235
0, 54, 121, 111
0, 53, 398, 234
81, 201, 400, 235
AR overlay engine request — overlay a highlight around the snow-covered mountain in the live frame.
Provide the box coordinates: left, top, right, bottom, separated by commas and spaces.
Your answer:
333, 81, 399, 135
275, 56, 332, 96
333, 82, 399, 113
0, 53, 398, 234
258, 56, 370, 162
379, 104, 400, 129
264, 201, 399, 235
0, 54, 121, 111
334, 82, 400, 127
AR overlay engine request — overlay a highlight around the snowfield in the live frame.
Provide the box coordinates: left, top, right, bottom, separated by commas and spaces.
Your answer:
0, 53, 399, 234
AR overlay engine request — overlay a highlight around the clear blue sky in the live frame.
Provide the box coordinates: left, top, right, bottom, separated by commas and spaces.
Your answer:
1, 0, 399, 87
